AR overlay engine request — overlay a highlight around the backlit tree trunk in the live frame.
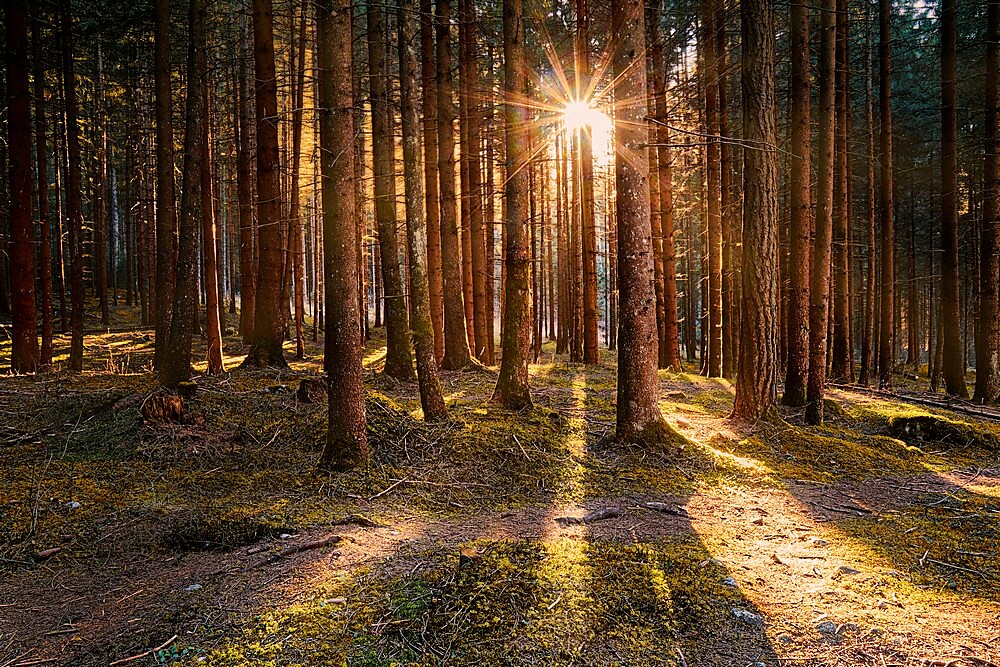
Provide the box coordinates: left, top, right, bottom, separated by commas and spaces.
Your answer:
316, 0, 368, 472
202, 55, 224, 376
877, 0, 895, 388
420, 0, 444, 362
153, 0, 177, 368
701, 0, 722, 378
32, 16, 53, 368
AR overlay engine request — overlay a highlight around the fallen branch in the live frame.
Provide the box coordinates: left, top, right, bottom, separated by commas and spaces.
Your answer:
108, 634, 178, 666
252, 535, 343, 568
555, 507, 624, 525
641, 502, 690, 517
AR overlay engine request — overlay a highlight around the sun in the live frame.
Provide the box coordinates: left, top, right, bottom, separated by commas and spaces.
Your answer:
562, 100, 613, 158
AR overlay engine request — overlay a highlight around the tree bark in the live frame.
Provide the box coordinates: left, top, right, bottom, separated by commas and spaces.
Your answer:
60, 1, 84, 372
316, 0, 368, 472
31, 15, 53, 368
830, 0, 851, 382
420, 0, 444, 362
236, 16, 256, 344
202, 50, 224, 376
733, 0, 779, 422
877, 0, 896, 388
368, 0, 415, 381
399, 0, 448, 420
701, 0, 723, 378
492, 0, 533, 410
7, 0, 39, 373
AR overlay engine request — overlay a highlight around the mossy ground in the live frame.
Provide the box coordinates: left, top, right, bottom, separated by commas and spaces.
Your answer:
1, 312, 999, 666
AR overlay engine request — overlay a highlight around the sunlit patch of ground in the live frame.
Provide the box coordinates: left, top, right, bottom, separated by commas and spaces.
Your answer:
1, 317, 999, 666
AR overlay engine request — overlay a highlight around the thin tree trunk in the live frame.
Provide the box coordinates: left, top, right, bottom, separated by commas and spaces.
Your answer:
202, 51, 224, 376
290, 5, 308, 359
830, 0, 851, 382
701, 0, 722, 377
32, 16, 53, 367
316, 0, 368, 472
60, 1, 84, 372
420, 0, 444, 362
733, 0, 779, 422
877, 0, 896, 388
492, 0, 532, 409
236, 15, 256, 343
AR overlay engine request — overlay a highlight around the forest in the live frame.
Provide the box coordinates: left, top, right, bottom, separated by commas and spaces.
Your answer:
1, 0, 999, 664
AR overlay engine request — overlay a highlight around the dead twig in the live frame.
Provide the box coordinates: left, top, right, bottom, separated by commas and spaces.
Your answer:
107, 634, 178, 666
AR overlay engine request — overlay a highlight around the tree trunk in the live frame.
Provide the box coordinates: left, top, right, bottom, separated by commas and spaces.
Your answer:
733, 0, 779, 422
399, 0, 448, 420
32, 15, 53, 367
236, 16, 256, 344
436, 0, 472, 369
316, 0, 368, 472
368, 0, 415, 381
7, 0, 39, 373
612, 0, 668, 442
975, 0, 1000, 403
202, 53, 224, 376
830, 0, 851, 382
492, 0, 532, 410
701, 0, 723, 378
290, 6, 307, 360
95, 42, 110, 327
805, 0, 835, 425
783, 0, 812, 405
859, 9, 877, 386
244, 0, 288, 367
420, 0, 444, 362
60, 1, 84, 372
877, 0, 895, 388
940, 0, 967, 398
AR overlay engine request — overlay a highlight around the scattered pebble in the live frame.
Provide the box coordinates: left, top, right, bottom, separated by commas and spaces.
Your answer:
732, 608, 764, 629
721, 576, 739, 588
65, 501, 81, 510
836, 565, 861, 576
184, 584, 203, 592
810, 538, 829, 547
816, 620, 838, 635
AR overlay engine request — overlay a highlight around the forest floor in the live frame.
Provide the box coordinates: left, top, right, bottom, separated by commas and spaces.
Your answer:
1, 308, 999, 666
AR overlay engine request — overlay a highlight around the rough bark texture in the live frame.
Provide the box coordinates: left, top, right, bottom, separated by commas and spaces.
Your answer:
201, 64, 225, 376
60, 2, 85, 372
95, 44, 109, 328
859, 11, 877, 386
701, 0, 722, 378
420, 0, 444, 362
244, 0, 288, 368
32, 16, 53, 367
153, 0, 177, 369
7, 0, 39, 373
975, 0, 1000, 403
805, 0, 836, 425
830, 0, 851, 383
436, 0, 473, 369
159, 0, 207, 389
733, 0, 779, 423
368, 0, 415, 381
612, 0, 668, 442
236, 20, 256, 344
316, 0, 369, 472
399, 0, 448, 421
940, 0, 967, 398
492, 0, 533, 410
877, 0, 895, 389
783, 0, 811, 406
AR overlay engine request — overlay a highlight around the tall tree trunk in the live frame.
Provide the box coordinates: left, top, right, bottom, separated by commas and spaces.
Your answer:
420, 0, 444, 362
733, 0, 779, 422
701, 0, 723, 377
805, 0, 836, 425
492, 0, 532, 409
576, 0, 599, 365
436, 0, 472, 369
940, 0, 967, 397
975, 0, 1000, 403
236, 17, 256, 344
60, 1, 84, 372
612, 0, 668, 442
859, 8, 877, 386
153, 0, 177, 367
368, 0, 415, 380
244, 0, 288, 367
877, 0, 895, 388
399, 0, 447, 420
783, 0, 812, 405
290, 6, 308, 360
160, 0, 207, 389
830, 0, 851, 382
202, 52, 225, 376
7, 0, 39, 373
717, 2, 736, 380
316, 0, 368, 472
95, 42, 110, 327
32, 15, 53, 367
645, 0, 666, 372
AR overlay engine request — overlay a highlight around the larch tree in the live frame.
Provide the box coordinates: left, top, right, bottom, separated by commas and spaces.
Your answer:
7, 0, 39, 373
805, 0, 836, 425
244, 0, 288, 368
493, 0, 533, 410
436, 0, 473, 370
976, 0, 1000, 404
611, 0, 668, 442
368, 0, 415, 381
316, 0, 368, 472
940, 0, 967, 398
733, 0, 779, 422
782, 0, 811, 406
399, 0, 448, 421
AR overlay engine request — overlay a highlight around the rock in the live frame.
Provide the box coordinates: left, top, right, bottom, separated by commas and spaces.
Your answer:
675, 418, 692, 429
279, 533, 293, 540
810, 538, 829, 547
836, 565, 861, 576
642, 502, 689, 517
65, 501, 81, 510
732, 608, 764, 629
184, 584, 203, 592
296, 377, 328, 403
666, 391, 688, 400
36, 547, 62, 560
816, 620, 838, 635
263, 384, 290, 395
777, 634, 794, 645
752, 517, 765, 526
721, 576, 738, 588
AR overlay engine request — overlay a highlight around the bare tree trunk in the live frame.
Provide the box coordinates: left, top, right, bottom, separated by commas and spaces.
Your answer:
236, 17, 256, 344
733, 0, 779, 422
8, 0, 39, 372
368, 0, 415, 380
399, 0, 447, 420
153, 0, 177, 364
830, 0, 851, 382
420, 0, 444, 362
805, 0, 836, 424
244, 0, 288, 367
975, 0, 1000, 403
612, 0, 668, 442
940, 0, 967, 397
290, 6, 307, 360
202, 53, 224, 376
316, 0, 368, 472
160, 0, 208, 389
60, 1, 84, 372
437, 0, 472, 369
859, 8, 877, 386
876, 0, 896, 388
701, 0, 722, 378
492, 0, 532, 409
645, 0, 666, 372
94, 42, 110, 327
32, 15, 53, 367
717, 2, 735, 380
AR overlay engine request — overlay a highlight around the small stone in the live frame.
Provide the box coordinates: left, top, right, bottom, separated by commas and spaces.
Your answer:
279, 533, 293, 539
732, 608, 764, 629
752, 517, 765, 526
721, 576, 738, 588
810, 538, 829, 547
777, 635, 794, 644
839, 623, 859, 634
184, 584, 203, 592
65, 501, 81, 510
836, 565, 861, 576
816, 620, 838, 635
